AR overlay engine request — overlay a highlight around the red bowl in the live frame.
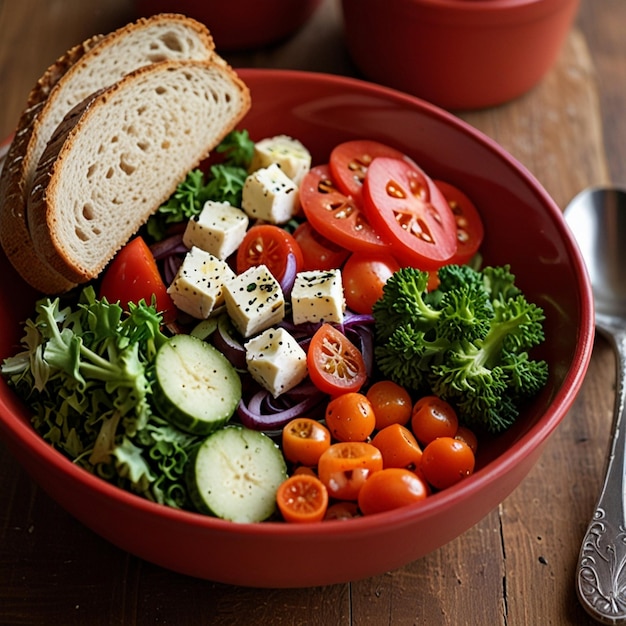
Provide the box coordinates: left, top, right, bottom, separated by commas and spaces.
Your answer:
0, 69, 594, 587
340, 0, 580, 110
134, 0, 322, 51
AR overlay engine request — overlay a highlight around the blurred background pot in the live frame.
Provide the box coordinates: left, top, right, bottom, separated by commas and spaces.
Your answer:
135, 0, 322, 51
340, 0, 580, 110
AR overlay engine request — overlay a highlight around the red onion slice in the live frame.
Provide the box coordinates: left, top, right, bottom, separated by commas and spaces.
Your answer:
150, 233, 187, 260
237, 386, 326, 431
279, 252, 298, 297
212, 316, 247, 370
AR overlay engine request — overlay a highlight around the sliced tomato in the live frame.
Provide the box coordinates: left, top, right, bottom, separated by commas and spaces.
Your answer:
307, 323, 367, 395
363, 157, 458, 270
433, 180, 484, 265
317, 441, 383, 500
292, 220, 350, 271
99, 236, 176, 324
329, 139, 413, 201
276, 474, 329, 523
299, 164, 390, 255
236, 224, 303, 282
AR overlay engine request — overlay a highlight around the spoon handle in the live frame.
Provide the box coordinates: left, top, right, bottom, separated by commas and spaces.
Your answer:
577, 329, 626, 624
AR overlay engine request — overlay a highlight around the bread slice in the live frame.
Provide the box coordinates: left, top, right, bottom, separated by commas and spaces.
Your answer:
27, 59, 251, 284
0, 36, 105, 293
0, 13, 216, 293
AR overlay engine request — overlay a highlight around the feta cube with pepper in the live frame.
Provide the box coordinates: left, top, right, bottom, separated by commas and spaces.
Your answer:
244, 327, 308, 397
167, 246, 236, 319
182, 200, 249, 260
241, 162, 299, 224
291, 269, 345, 325
249, 135, 312, 186
223, 264, 285, 337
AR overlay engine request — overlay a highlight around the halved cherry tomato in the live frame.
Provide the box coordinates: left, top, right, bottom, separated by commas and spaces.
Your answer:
455, 425, 479, 455
276, 474, 329, 523
366, 380, 412, 430
329, 139, 413, 201
236, 224, 303, 282
317, 441, 383, 500
357, 468, 429, 516
282, 417, 331, 467
325, 392, 376, 442
434, 180, 484, 265
363, 157, 457, 269
99, 236, 176, 324
371, 423, 423, 471
324, 501, 360, 521
293, 466, 317, 477
299, 164, 390, 255
411, 395, 459, 446
307, 323, 367, 395
292, 221, 350, 271
342, 252, 401, 315
421, 436, 475, 490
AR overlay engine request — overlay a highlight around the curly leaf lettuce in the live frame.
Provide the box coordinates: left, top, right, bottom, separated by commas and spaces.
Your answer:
1, 286, 199, 508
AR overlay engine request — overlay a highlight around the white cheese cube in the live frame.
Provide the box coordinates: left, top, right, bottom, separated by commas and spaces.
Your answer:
244, 327, 308, 397
249, 135, 312, 186
241, 163, 299, 224
291, 269, 345, 325
223, 264, 285, 337
167, 247, 235, 319
182, 200, 249, 260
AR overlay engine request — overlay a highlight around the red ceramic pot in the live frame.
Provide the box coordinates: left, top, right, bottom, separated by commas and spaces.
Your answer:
340, 0, 580, 110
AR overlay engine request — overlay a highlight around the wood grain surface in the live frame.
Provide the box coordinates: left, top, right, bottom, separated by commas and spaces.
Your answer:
0, 1, 622, 624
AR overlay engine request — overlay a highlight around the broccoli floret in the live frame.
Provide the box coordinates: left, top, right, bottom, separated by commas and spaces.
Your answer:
372, 264, 548, 434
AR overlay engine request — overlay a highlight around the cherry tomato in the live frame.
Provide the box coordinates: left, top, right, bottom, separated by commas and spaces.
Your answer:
276, 474, 329, 523
325, 392, 376, 442
421, 436, 475, 490
329, 139, 413, 201
317, 441, 383, 500
357, 468, 429, 516
292, 221, 350, 271
342, 252, 401, 315
324, 501, 360, 521
455, 425, 478, 455
366, 380, 412, 430
411, 395, 459, 446
99, 236, 176, 324
371, 423, 423, 471
299, 164, 390, 255
292, 466, 317, 477
282, 417, 331, 467
307, 323, 367, 395
434, 180, 484, 265
363, 157, 457, 269
236, 224, 303, 282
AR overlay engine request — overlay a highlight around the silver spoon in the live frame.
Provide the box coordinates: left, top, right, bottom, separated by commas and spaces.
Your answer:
565, 187, 626, 624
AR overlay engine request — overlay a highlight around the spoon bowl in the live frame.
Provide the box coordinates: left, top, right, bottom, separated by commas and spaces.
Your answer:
565, 187, 626, 624
566, 187, 626, 323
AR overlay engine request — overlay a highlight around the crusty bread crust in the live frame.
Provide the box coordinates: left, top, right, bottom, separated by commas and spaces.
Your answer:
28, 59, 251, 284
0, 13, 216, 293
0, 36, 104, 293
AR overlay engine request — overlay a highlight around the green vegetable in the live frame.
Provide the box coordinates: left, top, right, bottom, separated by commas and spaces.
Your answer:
146, 129, 255, 241
1, 286, 199, 507
186, 425, 287, 523
215, 128, 255, 167
372, 264, 548, 434
153, 334, 242, 435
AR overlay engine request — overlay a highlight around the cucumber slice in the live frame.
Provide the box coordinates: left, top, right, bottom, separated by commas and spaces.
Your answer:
153, 334, 241, 435
187, 425, 287, 523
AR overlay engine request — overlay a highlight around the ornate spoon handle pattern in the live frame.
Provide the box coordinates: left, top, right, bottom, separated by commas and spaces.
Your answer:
577, 328, 626, 624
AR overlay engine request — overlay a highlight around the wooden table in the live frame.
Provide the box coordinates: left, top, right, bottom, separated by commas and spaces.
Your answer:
0, 1, 621, 623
